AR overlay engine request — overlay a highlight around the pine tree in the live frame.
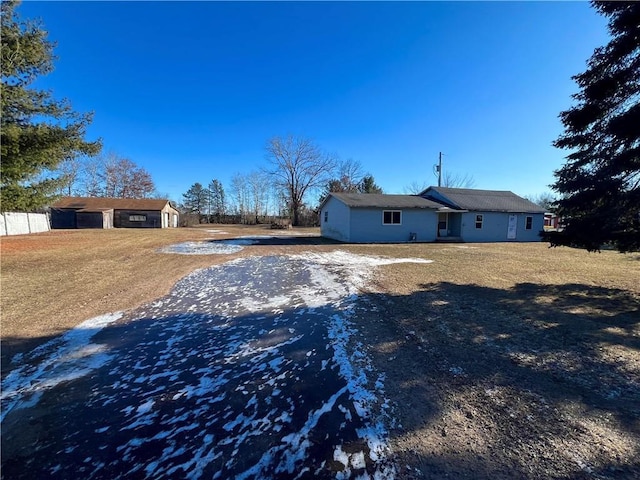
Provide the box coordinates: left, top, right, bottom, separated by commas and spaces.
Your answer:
208, 179, 226, 222
0, 0, 101, 211
359, 174, 383, 194
182, 183, 208, 217
550, 1, 640, 252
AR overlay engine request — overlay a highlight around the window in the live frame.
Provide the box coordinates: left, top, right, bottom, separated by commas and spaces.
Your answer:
324, 211, 328, 223
475, 214, 483, 229
383, 210, 401, 225
525, 216, 533, 230
129, 214, 146, 222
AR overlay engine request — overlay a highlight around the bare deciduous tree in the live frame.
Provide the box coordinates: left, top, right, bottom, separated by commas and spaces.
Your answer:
102, 155, 155, 198
265, 135, 337, 226
69, 152, 155, 198
442, 171, 476, 189
336, 158, 363, 192
81, 155, 105, 197
56, 157, 84, 196
247, 171, 270, 223
403, 180, 429, 194
231, 173, 250, 224
524, 192, 556, 210
403, 171, 476, 194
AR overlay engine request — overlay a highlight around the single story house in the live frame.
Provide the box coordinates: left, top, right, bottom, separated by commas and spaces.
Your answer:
320, 187, 545, 243
51, 197, 179, 229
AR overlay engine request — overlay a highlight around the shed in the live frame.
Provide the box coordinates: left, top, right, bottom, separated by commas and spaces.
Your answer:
51, 197, 179, 229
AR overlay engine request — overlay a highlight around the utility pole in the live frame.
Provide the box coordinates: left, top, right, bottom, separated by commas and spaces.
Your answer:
433, 152, 442, 187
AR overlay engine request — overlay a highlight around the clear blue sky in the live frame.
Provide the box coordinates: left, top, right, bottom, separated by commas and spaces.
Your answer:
20, 1, 608, 203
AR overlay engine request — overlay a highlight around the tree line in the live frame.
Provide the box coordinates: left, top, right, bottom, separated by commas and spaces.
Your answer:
1, 0, 637, 251
0, 1, 158, 210
181, 136, 383, 226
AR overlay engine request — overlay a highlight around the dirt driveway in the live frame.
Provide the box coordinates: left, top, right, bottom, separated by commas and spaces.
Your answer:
1, 251, 428, 479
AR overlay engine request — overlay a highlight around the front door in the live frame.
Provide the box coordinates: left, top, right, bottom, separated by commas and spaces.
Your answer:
507, 214, 517, 239
438, 213, 448, 237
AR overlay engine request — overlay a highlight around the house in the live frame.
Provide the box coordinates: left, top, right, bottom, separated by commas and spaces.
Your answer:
51, 197, 179, 229
319, 193, 445, 243
319, 187, 545, 243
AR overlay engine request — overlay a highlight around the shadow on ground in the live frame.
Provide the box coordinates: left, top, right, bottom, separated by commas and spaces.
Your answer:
352, 280, 640, 479
2, 276, 638, 479
206, 235, 342, 247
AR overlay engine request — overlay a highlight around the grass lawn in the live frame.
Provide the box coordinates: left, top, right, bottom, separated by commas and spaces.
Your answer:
1, 225, 639, 477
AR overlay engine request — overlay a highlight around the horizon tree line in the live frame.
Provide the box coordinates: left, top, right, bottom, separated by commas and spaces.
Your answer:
180, 135, 385, 226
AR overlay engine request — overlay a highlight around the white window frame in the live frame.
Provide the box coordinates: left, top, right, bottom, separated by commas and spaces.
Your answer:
475, 214, 483, 229
129, 214, 147, 222
382, 210, 402, 225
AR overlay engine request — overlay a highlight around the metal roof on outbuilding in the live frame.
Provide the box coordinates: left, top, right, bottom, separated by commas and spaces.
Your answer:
327, 193, 444, 209
421, 187, 546, 213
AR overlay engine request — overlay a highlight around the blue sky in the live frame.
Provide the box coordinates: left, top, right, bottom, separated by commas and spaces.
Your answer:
20, 1, 608, 203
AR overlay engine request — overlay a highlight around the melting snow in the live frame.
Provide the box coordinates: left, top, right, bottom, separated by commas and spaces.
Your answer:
157, 241, 243, 255
1, 250, 431, 478
1, 311, 123, 422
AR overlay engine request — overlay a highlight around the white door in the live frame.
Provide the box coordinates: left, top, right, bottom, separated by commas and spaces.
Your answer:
507, 214, 517, 239
438, 212, 448, 237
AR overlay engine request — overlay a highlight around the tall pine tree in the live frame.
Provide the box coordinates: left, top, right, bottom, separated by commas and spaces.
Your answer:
1, 0, 101, 211
551, 1, 639, 252
182, 183, 208, 218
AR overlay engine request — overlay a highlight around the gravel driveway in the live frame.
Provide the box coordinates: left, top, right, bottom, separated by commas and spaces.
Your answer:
1, 252, 430, 479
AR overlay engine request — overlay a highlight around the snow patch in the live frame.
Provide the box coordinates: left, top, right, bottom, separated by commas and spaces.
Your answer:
158, 241, 243, 255
1, 312, 123, 422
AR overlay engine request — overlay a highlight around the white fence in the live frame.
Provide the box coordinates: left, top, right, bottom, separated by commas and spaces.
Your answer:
0, 212, 51, 236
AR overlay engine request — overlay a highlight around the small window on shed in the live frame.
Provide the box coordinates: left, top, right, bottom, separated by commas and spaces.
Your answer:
383, 210, 401, 225
525, 216, 533, 230
129, 214, 146, 222
324, 211, 328, 223
475, 214, 483, 229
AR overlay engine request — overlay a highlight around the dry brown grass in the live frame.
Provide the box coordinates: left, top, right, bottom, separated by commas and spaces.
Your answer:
0, 225, 319, 370
3, 228, 637, 371
339, 242, 639, 478
2, 227, 639, 476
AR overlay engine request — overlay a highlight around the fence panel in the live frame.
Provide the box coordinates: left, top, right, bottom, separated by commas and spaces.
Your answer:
0, 212, 50, 236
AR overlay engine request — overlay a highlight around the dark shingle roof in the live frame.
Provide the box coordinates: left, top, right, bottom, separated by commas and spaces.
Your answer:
423, 187, 546, 213
329, 193, 443, 209
52, 196, 174, 211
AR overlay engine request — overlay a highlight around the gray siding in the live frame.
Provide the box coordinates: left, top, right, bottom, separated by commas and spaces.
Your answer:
349, 208, 438, 243
320, 197, 351, 241
461, 212, 544, 242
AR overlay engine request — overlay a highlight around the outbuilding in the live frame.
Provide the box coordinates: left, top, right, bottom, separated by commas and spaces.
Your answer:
51, 197, 179, 229
320, 187, 545, 243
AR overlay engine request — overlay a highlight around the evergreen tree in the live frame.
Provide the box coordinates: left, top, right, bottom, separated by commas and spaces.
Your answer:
0, 0, 101, 211
359, 174, 383, 194
182, 183, 208, 218
550, 1, 639, 252
208, 179, 226, 222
